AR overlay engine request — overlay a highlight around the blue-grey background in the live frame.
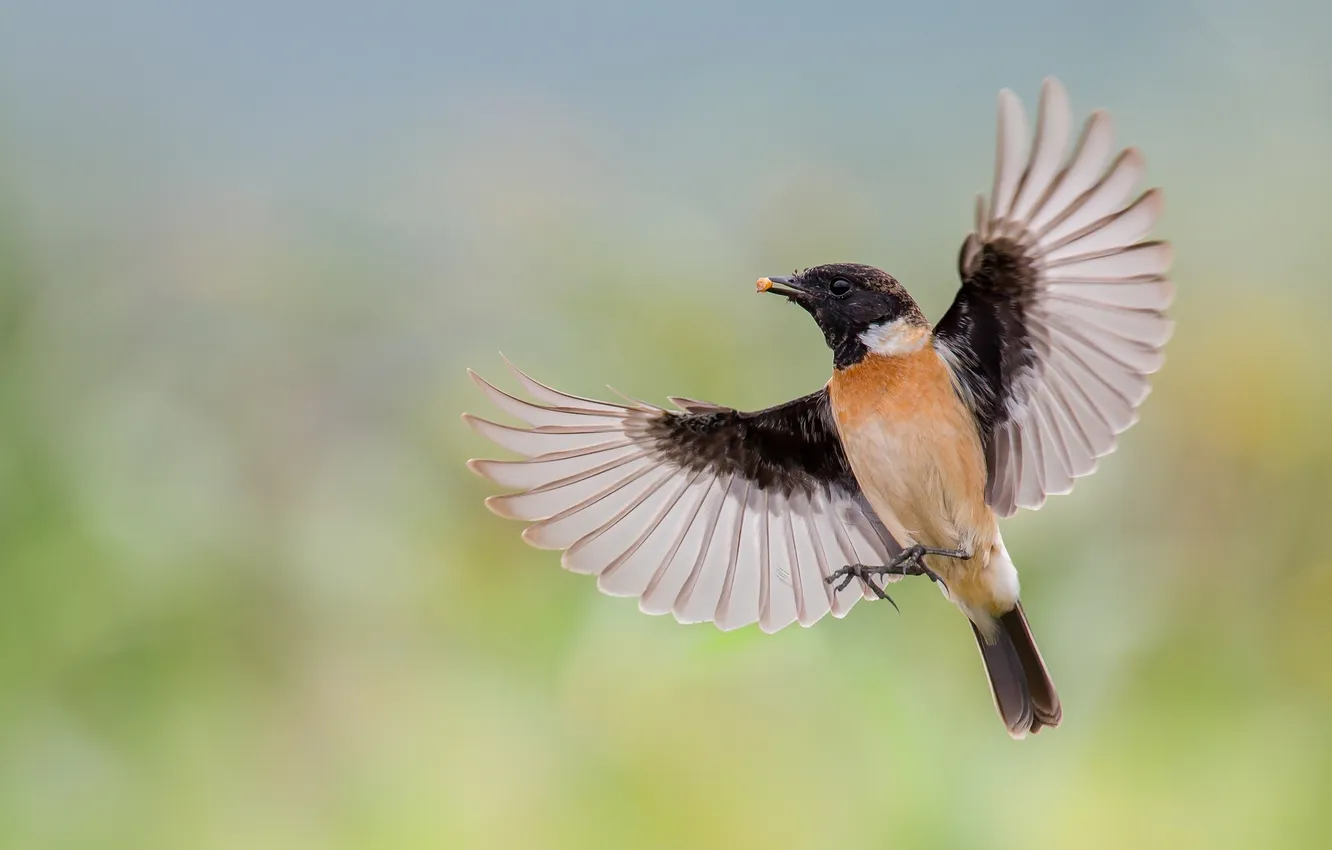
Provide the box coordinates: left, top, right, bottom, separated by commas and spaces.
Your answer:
2, 2, 1330, 848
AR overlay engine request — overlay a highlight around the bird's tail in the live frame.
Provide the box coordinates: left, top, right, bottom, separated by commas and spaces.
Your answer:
970, 601, 1061, 738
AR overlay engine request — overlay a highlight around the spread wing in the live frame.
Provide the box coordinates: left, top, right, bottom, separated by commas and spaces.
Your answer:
463, 358, 902, 633
934, 77, 1175, 517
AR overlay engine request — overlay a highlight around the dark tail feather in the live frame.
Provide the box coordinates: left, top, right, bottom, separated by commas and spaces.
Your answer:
971, 601, 1062, 738
1003, 602, 1062, 732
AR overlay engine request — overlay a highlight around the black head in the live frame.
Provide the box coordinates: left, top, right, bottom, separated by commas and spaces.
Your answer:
757, 263, 927, 369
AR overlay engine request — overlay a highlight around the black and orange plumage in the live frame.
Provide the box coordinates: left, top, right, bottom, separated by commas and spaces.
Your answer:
464, 78, 1173, 738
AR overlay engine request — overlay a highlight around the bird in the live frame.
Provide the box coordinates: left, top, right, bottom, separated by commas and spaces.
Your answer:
462, 78, 1173, 738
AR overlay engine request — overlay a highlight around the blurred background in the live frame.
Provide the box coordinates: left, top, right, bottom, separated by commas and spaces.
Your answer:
2, 1, 1330, 848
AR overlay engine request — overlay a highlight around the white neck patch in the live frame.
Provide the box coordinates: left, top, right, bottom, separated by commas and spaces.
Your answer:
859, 318, 927, 357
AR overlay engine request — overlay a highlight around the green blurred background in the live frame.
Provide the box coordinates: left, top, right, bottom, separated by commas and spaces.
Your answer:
2, 2, 1331, 848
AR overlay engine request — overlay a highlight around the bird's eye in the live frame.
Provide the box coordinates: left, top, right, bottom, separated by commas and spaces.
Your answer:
830, 279, 852, 297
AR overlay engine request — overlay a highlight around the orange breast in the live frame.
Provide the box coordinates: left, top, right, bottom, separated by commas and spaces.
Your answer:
829, 346, 969, 431
827, 345, 995, 570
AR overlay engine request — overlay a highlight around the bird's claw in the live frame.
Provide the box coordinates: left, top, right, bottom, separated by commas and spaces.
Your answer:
824, 564, 900, 612
825, 544, 971, 602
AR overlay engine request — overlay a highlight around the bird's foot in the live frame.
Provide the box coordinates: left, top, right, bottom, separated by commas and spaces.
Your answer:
824, 564, 901, 611
825, 544, 971, 597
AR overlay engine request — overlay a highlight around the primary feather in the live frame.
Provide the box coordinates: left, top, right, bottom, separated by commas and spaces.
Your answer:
464, 369, 904, 633
935, 77, 1174, 516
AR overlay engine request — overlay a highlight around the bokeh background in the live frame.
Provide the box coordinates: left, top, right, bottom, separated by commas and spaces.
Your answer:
2, 1, 1331, 848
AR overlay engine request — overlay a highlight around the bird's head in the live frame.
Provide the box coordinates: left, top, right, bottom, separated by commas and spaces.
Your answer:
757, 263, 929, 369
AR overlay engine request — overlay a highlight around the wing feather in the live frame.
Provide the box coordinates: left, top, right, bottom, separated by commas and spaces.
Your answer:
674, 476, 744, 624
936, 78, 1173, 516
465, 367, 901, 631
595, 469, 704, 596
639, 474, 723, 616
761, 492, 801, 634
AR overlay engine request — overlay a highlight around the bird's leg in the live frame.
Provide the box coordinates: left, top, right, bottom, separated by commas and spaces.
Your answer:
826, 545, 972, 594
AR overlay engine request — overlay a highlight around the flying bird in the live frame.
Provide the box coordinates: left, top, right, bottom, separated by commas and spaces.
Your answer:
462, 78, 1174, 738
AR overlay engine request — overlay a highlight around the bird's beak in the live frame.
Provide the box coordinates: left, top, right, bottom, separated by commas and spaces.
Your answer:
756, 275, 806, 299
